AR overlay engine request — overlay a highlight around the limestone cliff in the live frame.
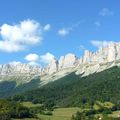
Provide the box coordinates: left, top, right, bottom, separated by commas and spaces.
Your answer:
0, 42, 120, 85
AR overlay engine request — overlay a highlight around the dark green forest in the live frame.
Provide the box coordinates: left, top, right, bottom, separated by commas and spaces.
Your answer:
0, 78, 41, 98
0, 100, 34, 120
12, 66, 120, 107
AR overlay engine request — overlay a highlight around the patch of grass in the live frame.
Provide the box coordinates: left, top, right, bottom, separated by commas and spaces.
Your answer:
38, 114, 69, 120
53, 107, 81, 117
109, 110, 120, 118
37, 107, 81, 120
103, 102, 114, 108
93, 104, 101, 110
95, 101, 114, 109
22, 102, 42, 108
12, 118, 39, 120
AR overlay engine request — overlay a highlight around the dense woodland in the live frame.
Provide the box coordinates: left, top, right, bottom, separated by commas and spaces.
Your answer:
11, 66, 120, 107
0, 100, 34, 120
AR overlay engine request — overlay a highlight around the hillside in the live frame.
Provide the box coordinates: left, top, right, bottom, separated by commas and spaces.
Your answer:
0, 78, 41, 98
1, 42, 120, 99
12, 66, 120, 107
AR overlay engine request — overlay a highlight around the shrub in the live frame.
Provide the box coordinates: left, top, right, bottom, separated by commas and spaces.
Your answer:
44, 111, 53, 116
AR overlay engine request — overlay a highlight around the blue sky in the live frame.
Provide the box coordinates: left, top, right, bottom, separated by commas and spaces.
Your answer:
0, 0, 120, 65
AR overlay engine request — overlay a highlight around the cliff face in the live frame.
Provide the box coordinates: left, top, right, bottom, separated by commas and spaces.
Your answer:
80, 42, 120, 64
58, 54, 78, 70
0, 42, 120, 84
0, 64, 41, 76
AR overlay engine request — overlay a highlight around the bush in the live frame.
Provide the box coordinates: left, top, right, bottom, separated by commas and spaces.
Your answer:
44, 111, 53, 116
15, 105, 32, 118
0, 100, 34, 119
29, 106, 43, 114
0, 111, 11, 120
102, 108, 112, 115
85, 109, 96, 116
44, 100, 55, 110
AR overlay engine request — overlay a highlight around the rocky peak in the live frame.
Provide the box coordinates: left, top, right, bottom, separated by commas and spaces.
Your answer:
81, 42, 120, 64
59, 53, 78, 70
107, 42, 117, 62
46, 57, 58, 74
0, 63, 41, 76
0, 42, 120, 79
58, 56, 65, 70
82, 50, 93, 63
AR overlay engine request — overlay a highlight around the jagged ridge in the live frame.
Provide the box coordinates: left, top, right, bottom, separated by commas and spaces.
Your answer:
0, 42, 120, 85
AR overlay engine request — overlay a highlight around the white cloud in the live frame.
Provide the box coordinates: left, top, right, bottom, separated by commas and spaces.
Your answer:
28, 61, 40, 66
24, 52, 54, 66
100, 8, 113, 16
0, 19, 43, 52
44, 24, 51, 31
58, 21, 81, 37
58, 28, 69, 37
95, 21, 101, 27
9, 61, 21, 66
0, 41, 25, 52
79, 45, 86, 50
9, 52, 54, 67
25, 53, 39, 62
90, 40, 114, 48
40, 52, 55, 64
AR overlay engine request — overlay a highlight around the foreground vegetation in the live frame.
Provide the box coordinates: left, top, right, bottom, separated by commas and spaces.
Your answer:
2, 66, 120, 120
0, 100, 35, 120
2, 100, 120, 120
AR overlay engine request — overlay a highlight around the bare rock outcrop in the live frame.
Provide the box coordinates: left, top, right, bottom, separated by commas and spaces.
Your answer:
46, 57, 58, 74
58, 53, 78, 70
1, 42, 120, 84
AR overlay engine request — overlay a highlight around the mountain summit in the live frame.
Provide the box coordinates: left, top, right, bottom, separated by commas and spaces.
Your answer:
0, 42, 120, 85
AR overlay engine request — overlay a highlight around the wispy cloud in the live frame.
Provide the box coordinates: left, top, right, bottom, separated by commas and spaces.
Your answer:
43, 24, 51, 31
9, 61, 21, 66
58, 21, 81, 37
79, 45, 86, 51
90, 40, 115, 48
99, 8, 113, 16
95, 21, 101, 27
58, 28, 69, 37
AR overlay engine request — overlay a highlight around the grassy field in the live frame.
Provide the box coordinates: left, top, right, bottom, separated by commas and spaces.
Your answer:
13, 107, 81, 120
12, 118, 39, 120
21, 102, 82, 120
39, 101, 115, 120
22, 102, 42, 108
13, 101, 118, 120
109, 111, 120, 118
38, 107, 81, 120
93, 101, 114, 110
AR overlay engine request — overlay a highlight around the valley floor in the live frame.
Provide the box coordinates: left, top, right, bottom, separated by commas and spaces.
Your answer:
12, 102, 120, 120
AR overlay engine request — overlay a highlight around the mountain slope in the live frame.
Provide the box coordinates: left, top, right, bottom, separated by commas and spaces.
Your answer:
0, 78, 41, 98
1, 42, 120, 99
14, 66, 120, 107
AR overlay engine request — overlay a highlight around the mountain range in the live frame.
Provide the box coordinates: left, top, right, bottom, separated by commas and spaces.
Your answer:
0, 42, 120, 98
